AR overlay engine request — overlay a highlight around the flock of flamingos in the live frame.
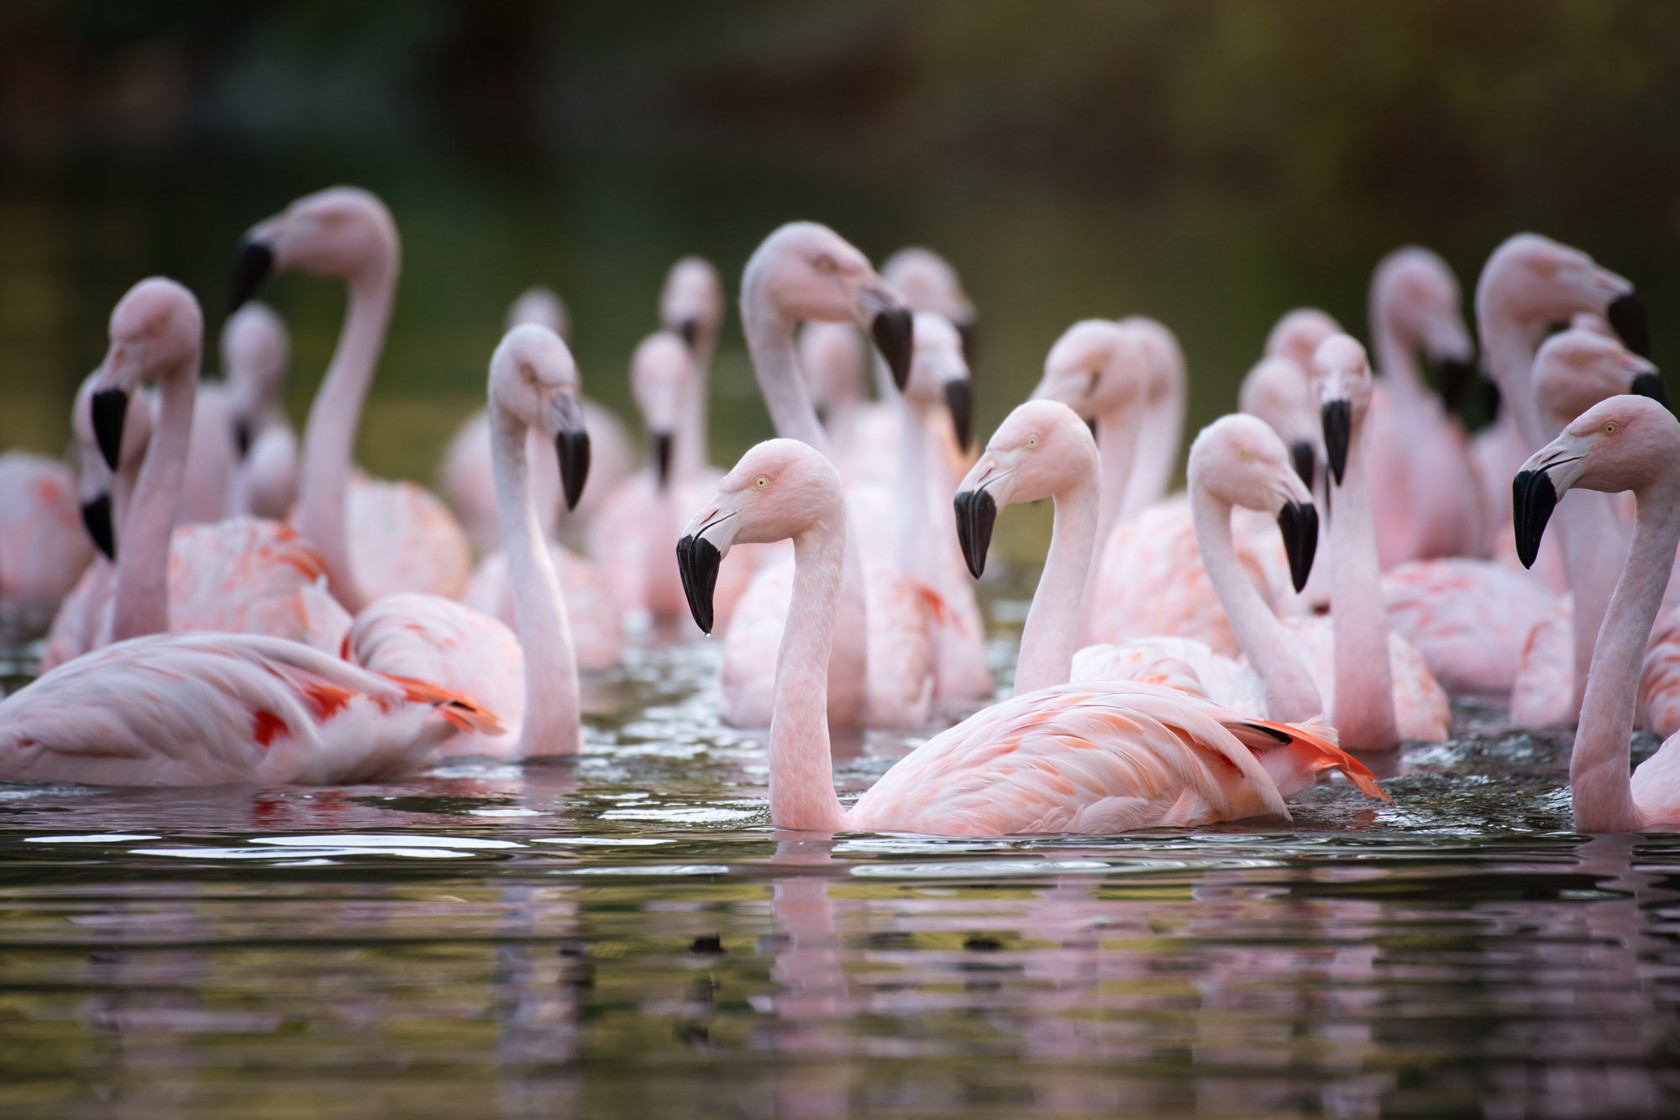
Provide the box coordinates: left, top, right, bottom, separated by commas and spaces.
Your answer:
1, 185, 1678, 836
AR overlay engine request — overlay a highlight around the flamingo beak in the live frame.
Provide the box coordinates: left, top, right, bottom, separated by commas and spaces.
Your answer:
80, 492, 115, 560
953, 488, 998, 579
1436, 355, 1477, 414
944, 381, 974, 450
956, 319, 979, 369
677, 318, 700, 349
1608, 292, 1649, 358
675, 533, 721, 635
234, 418, 253, 459
1511, 468, 1558, 570
1321, 399, 1351, 486
1289, 440, 1316, 492
91, 389, 130, 472
230, 236, 275, 313
1632, 371, 1670, 410
652, 432, 673, 489
1276, 500, 1318, 594
547, 391, 591, 512
871, 307, 914, 392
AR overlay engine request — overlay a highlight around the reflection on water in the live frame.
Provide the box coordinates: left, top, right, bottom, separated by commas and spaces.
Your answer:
3, 621, 1680, 1118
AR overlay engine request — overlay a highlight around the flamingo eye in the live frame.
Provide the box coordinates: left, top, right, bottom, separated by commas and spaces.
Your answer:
812, 255, 836, 275
1604, 421, 1619, 436
754, 475, 769, 489
1025, 434, 1040, 449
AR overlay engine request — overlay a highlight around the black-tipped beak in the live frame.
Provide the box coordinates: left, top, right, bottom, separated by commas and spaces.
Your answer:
677, 318, 700, 349
81, 493, 115, 561
1288, 440, 1316, 492
1608, 292, 1649, 358
1321, 400, 1351, 486
1437, 356, 1476, 414
229, 237, 274, 313
1276, 500, 1318, 594
956, 319, 979, 369
555, 430, 592, 511
91, 389, 129, 471
1085, 415, 1099, 440
234, 419, 253, 459
675, 533, 721, 634
871, 308, 914, 392
953, 488, 998, 580
652, 432, 673, 489
944, 381, 974, 451
1512, 468, 1558, 570
1632, 371, 1670, 410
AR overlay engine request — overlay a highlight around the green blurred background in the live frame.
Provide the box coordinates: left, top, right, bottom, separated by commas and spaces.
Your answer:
4, 0, 1679, 484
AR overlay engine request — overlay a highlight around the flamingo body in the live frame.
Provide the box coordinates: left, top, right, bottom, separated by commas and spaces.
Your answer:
345, 474, 473, 601
464, 543, 622, 671
0, 452, 94, 627
1382, 558, 1558, 698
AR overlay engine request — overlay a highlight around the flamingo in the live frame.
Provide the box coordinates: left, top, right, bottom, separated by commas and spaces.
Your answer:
222, 301, 298, 520
230, 186, 474, 606
882, 247, 978, 478
952, 401, 1305, 718
1238, 355, 1332, 608
0, 632, 500, 786
347, 324, 586, 759
1513, 394, 1680, 830
715, 221, 935, 730
659, 256, 727, 482
674, 438, 1386, 835
0, 448, 94, 632
1113, 316, 1188, 522
1364, 247, 1486, 566
40, 279, 352, 671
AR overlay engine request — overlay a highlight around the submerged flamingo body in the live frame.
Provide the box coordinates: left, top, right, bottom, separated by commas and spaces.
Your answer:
0, 633, 500, 786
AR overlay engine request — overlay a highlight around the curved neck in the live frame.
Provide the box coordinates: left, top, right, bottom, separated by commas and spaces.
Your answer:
1328, 410, 1400, 749
1013, 471, 1099, 695
742, 283, 833, 457
1095, 403, 1143, 547
679, 336, 714, 478
772, 516, 849, 831
112, 367, 195, 641
490, 406, 581, 755
1191, 488, 1322, 722
1119, 391, 1182, 522
894, 398, 932, 582
1572, 481, 1680, 831
1480, 307, 1548, 452
1372, 304, 1426, 400
297, 266, 394, 613
1555, 488, 1631, 716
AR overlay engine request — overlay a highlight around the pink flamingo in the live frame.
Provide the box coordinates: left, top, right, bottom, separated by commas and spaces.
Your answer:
222, 301, 298, 521
1239, 354, 1332, 608
716, 222, 933, 730
675, 438, 1386, 834
1513, 395, 1680, 830
348, 324, 586, 759
882, 247, 978, 478
230, 186, 474, 606
1364, 247, 1486, 566
659, 256, 727, 481
41, 279, 352, 671
0, 448, 93, 631
0, 632, 501, 786
1114, 316, 1188, 522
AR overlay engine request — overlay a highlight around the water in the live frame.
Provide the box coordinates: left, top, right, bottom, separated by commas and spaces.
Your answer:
4, 586, 1680, 1119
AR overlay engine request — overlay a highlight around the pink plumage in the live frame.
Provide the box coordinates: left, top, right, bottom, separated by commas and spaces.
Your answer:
0, 451, 94, 628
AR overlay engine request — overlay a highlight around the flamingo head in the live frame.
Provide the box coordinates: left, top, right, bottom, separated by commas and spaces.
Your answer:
952, 399, 1097, 580
1371, 246, 1476, 406
489, 324, 591, 512
882, 246, 977, 365
1239, 355, 1323, 493
676, 439, 842, 634
1534, 330, 1667, 432
1313, 334, 1373, 486
1264, 308, 1343, 375
72, 370, 153, 560
903, 312, 974, 449
221, 302, 290, 458
1189, 413, 1320, 594
744, 222, 914, 390
1033, 319, 1148, 424
1515, 395, 1680, 568
630, 331, 695, 490
1477, 233, 1644, 357
91, 277, 202, 471
506, 286, 572, 342
231, 186, 399, 311
660, 256, 725, 353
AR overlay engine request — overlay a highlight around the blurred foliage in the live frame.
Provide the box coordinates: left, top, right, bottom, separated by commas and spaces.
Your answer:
3, 0, 1679, 480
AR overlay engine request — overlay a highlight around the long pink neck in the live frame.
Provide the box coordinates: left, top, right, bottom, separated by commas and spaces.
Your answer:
893, 396, 933, 583
1013, 467, 1098, 695
1328, 408, 1400, 749
490, 406, 580, 755
297, 265, 394, 613
1079, 401, 1142, 640
742, 284, 868, 722
112, 365, 195, 641
1119, 388, 1182, 521
1191, 489, 1322, 722
1372, 303, 1425, 401
679, 334, 714, 478
1571, 479, 1680, 831
1555, 488, 1631, 716
770, 513, 849, 831
1480, 307, 1548, 451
